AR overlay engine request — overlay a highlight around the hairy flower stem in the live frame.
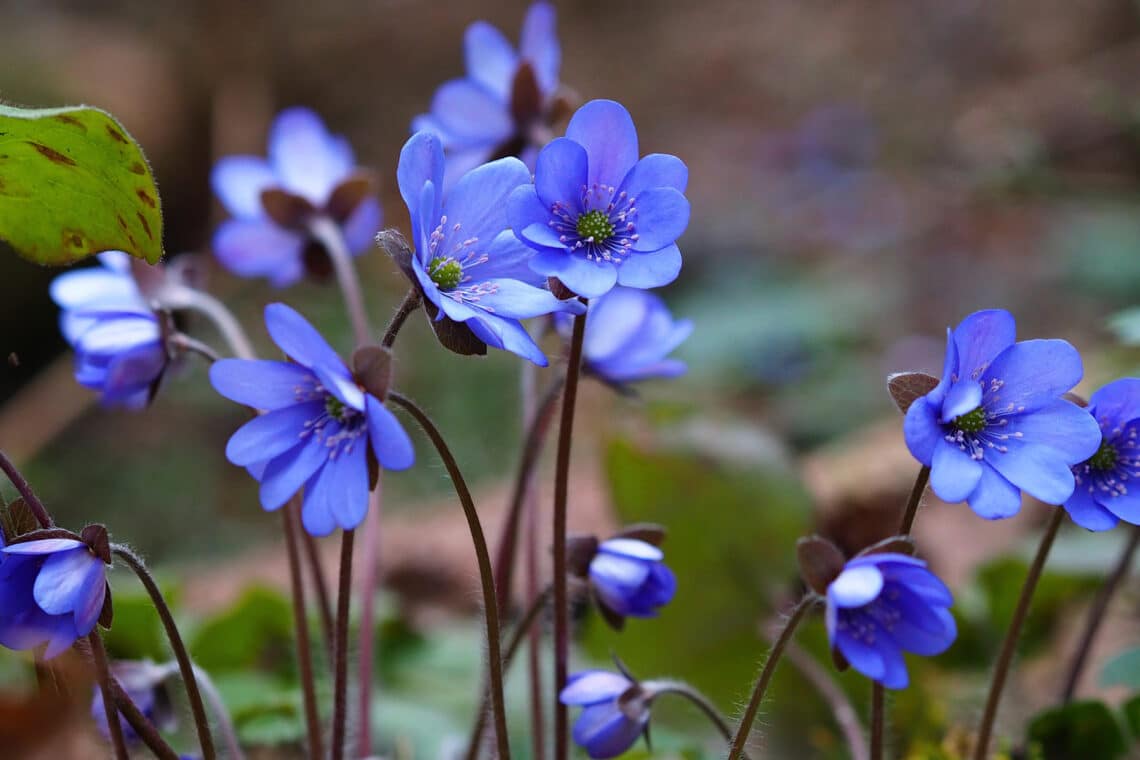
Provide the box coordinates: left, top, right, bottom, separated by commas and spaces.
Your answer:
973, 508, 1065, 760
1060, 523, 1140, 702
467, 586, 554, 760
652, 682, 752, 760
163, 285, 257, 360
381, 288, 422, 349
357, 488, 383, 758
88, 633, 129, 760
310, 215, 372, 347
388, 391, 512, 760
553, 309, 588, 760
728, 595, 818, 760
331, 529, 355, 760
784, 642, 868, 760
110, 675, 180, 760
170, 332, 222, 364
112, 545, 216, 760
190, 664, 246, 760
898, 465, 931, 536
493, 376, 566, 616
0, 450, 52, 528
282, 503, 324, 760
870, 683, 885, 760
302, 529, 335, 665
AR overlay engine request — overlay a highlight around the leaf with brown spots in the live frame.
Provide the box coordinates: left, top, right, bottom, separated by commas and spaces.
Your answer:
0, 104, 163, 265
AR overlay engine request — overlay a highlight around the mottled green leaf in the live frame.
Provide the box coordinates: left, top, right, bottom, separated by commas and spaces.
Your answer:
1026, 701, 1128, 760
0, 104, 162, 265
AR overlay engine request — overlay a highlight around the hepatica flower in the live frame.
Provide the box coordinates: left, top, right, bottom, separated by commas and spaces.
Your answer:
826, 553, 956, 689
91, 660, 174, 744
393, 131, 584, 365
211, 107, 382, 287
588, 538, 676, 624
0, 534, 110, 659
903, 309, 1101, 519
414, 2, 562, 188
1064, 378, 1140, 531
560, 670, 651, 759
210, 304, 413, 536
509, 99, 690, 298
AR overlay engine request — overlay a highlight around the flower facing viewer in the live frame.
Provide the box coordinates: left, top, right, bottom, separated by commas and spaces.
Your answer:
390, 131, 584, 365
825, 553, 956, 689
903, 309, 1101, 519
560, 670, 651, 759
210, 304, 413, 536
211, 108, 382, 287
509, 99, 690, 298
1064, 378, 1140, 530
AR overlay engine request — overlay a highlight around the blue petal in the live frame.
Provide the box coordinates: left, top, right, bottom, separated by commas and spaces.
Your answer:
103, 343, 166, 401
828, 564, 884, 608
877, 562, 953, 607
560, 671, 631, 705
833, 625, 885, 680
1002, 400, 1102, 462
50, 265, 141, 334
573, 703, 645, 760
530, 251, 617, 299
534, 138, 588, 210
1063, 484, 1119, 531
225, 402, 322, 466
470, 278, 583, 320
620, 154, 688, 196
300, 469, 337, 537
952, 309, 1016, 380
590, 552, 652, 593
987, 442, 1076, 505
342, 196, 383, 255
630, 188, 689, 252
472, 231, 549, 284
519, 2, 560, 93
877, 639, 910, 689
465, 20, 518, 101
930, 439, 983, 503
941, 380, 982, 422
213, 219, 305, 286
1102, 485, 1140, 525
264, 303, 347, 373
967, 465, 1022, 519
397, 132, 445, 249
982, 339, 1084, 415
210, 359, 316, 410
508, 185, 558, 248
928, 328, 960, 407
598, 538, 663, 561
583, 288, 653, 360
327, 441, 369, 530
32, 548, 101, 617
1088, 378, 1140, 432
903, 397, 943, 466
72, 560, 108, 635
466, 315, 550, 366
566, 100, 640, 188
211, 156, 277, 218
426, 80, 512, 144
615, 245, 681, 290
443, 156, 532, 246
269, 107, 353, 203
519, 222, 565, 251
366, 397, 415, 471
259, 437, 329, 511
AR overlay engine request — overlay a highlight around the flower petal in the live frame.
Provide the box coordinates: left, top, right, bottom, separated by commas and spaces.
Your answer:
616, 245, 681, 290
982, 339, 1084, 415
300, 469, 337, 537
366, 397, 415, 471
269, 107, 353, 203
3, 539, 85, 555
967, 465, 1022, 519
426, 80, 512, 145
532, 252, 618, 299
397, 132, 445, 247
941, 380, 983, 422
210, 360, 316, 410
1002, 400, 1102, 462
466, 315, 550, 366
573, 703, 645, 760
834, 626, 885, 681
212, 219, 305, 286
630, 187, 689, 252
519, 2, 560, 94
534, 138, 588, 210
225, 402, 322, 466
987, 442, 1076, 505
259, 436, 329, 511
589, 552, 652, 592
560, 671, 631, 705
469, 278, 583, 320
1064, 485, 1119, 531
211, 156, 277, 218
1088, 378, 1140, 431
930, 439, 983, 503
952, 309, 1016, 380
264, 303, 347, 373
342, 196, 383, 255
619, 153, 688, 196
33, 548, 102, 616
904, 397, 943, 466
566, 100, 640, 188
444, 156, 532, 246
828, 564, 884, 608
598, 538, 663, 561
465, 20, 518, 101
327, 440, 369, 531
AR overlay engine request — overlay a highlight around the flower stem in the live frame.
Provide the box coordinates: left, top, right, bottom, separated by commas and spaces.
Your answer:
331, 528, 355, 760
190, 663, 246, 760
388, 391, 512, 760
88, 633, 129, 760
1060, 522, 1140, 702
310, 215, 371, 347
783, 642, 868, 760
0, 450, 52, 528
523, 360, 547, 760
162, 285, 256, 360
652, 681, 752, 760
728, 595, 818, 760
869, 683, 885, 760
282, 502, 324, 760
467, 585, 554, 760
898, 465, 931, 536
357, 486, 383, 758
552, 310, 588, 760
302, 528, 335, 665
381, 288, 422, 349
972, 508, 1065, 760
110, 674, 181, 760
112, 545, 216, 760
493, 376, 565, 616
170, 332, 222, 364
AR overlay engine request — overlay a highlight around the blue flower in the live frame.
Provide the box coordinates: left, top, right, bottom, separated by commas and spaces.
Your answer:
825, 553, 956, 689
589, 538, 676, 621
560, 670, 649, 759
508, 100, 690, 299
903, 309, 1101, 519
556, 287, 692, 386
210, 303, 414, 536
50, 251, 147, 341
211, 107, 382, 287
1064, 378, 1140, 531
0, 536, 109, 659
413, 3, 562, 189
394, 131, 584, 366
91, 660, 174, 745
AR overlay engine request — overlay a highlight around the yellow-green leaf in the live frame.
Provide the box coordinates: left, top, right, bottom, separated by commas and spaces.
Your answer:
0, 103, 163, 266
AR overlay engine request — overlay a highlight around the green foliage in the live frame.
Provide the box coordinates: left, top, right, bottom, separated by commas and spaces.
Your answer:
1121, 694, 1140, 739
188, 586, 295, 677
212, 672, 304, 746
0, 104, 162, 265
1101, 647, 1140, 690
101, 587, 170, 661
1026, 700, 1129, 760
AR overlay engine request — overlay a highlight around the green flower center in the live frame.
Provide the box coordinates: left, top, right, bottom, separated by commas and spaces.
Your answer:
428, 257, 463, 290
1089, 439, 1117, 471
576, 210, 614, 242
953, 406, 988, 433
325, 396, 349, 422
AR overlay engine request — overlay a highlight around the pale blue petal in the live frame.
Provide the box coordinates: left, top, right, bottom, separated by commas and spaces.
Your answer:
952, 309, 1016, 380
930, 439, 983, 503
987, 442, 1076, 505
264, 303, 347, 373
903, 397, 942, 465
566, 100, 639, 188
519, 2, 560, 93
444, 156, 532, 245
619, 153, 688, 196
1002, 400, 1102, 462
212, 219, 305, 286
426, 80, 512, 144
532, 252, 617, 299
33, 548, 101, 616
210, 359, 316, 410
225, 402, 322, 466
1064, 485, 1119, 531
967, 465, 1022, 519
560, 671, 631, 705
211, 156, 277, 218
982, 339, 1083, 415
629, 188, 689, 252
465, 20, 518, 101
535, 138, 588, 210
616, 244, 682, 290
342, 196, 383, 255
269, 107, 353, 203
366, 397, 415, 471
828, 564, 883, 608
259, 437, 328, 511
397, 132, 445, 247
941, 380, 982, 422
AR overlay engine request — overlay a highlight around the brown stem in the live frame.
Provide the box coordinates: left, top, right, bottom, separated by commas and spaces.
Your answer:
869, 683, 884, 760
330, 529, 355, 760
301, 529, 335, 666
898, 465, 931, 536
357, 487, 383, 758
88, 633, 129, 760
282, 503, 324, 760
381, 288, 422, 349
0, 450, 52, 528
111, 676, 181, 760
652, 682, 752, 760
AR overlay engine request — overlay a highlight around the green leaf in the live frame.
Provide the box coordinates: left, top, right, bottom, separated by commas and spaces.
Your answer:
188, 586, 295, 677
101, 589, 170, 661
1122, 693, 1140, 738
1026, 701, 1129, 760
0, 104, 162, 265
1101, 648, 1140, 691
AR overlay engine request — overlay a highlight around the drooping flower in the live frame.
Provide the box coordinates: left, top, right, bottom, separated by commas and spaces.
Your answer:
413, 3, 564, 189
588, 538, 676, 623
211, 107, 382, 287
390, 131, 584, 365
1064, 378, 1140, 530
556, 287, 692, 386
508, 99, 690, 299
903, 309, 1101, 519
560, 670, 651, 759
50, 251, 148, 341
91, 660, 175, 744
825, 553, 956, 689
0, 533, 110, 659
210, 303, 413, 536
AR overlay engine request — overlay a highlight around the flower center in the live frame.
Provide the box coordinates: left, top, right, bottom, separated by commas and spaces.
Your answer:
428, 257, 463, 290
325, 396, 349, 422
953, 406, 987, 433
1089, 439, 1118, 471
575, 210, 614, 243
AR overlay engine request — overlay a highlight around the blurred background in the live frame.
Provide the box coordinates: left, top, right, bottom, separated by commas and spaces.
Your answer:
2, 0, 1140, 757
